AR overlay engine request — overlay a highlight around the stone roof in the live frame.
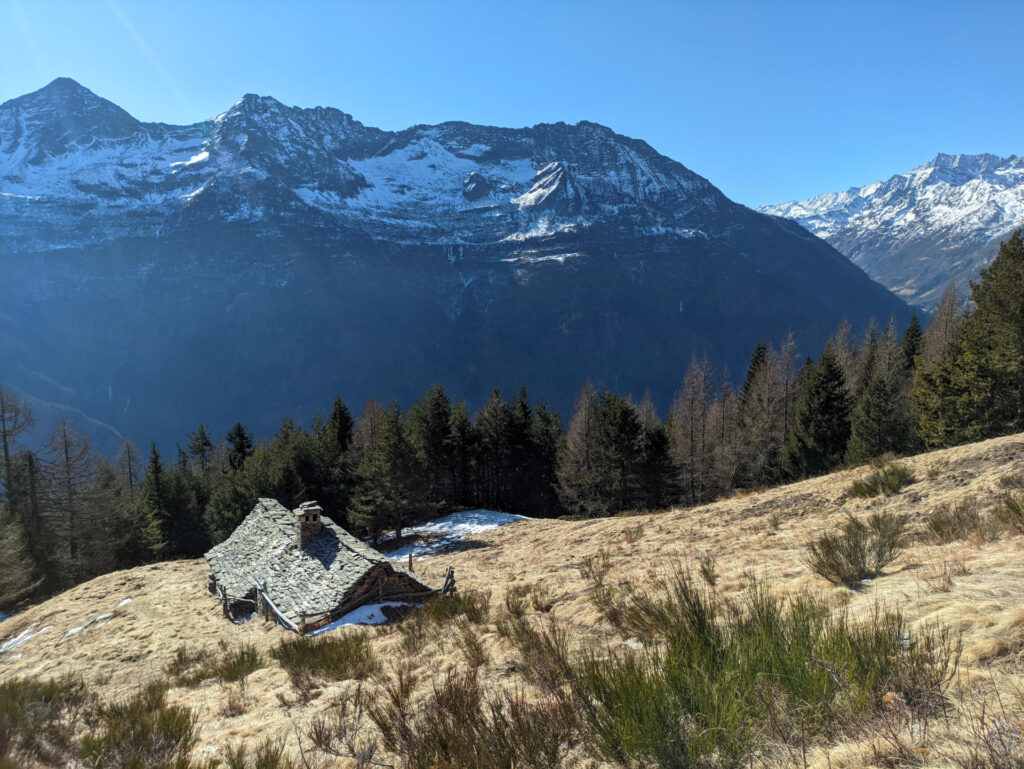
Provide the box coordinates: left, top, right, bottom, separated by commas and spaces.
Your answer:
204, 498, 434, 627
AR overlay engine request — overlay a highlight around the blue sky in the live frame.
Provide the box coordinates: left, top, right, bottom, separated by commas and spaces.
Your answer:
2, 0, 1021, 206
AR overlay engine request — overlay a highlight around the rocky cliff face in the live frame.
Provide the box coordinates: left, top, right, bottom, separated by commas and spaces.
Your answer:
760, 153, 1024, 309
0, 79, 911, 449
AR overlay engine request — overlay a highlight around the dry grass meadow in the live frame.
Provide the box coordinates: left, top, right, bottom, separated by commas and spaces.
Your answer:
5, 433, 1024, 767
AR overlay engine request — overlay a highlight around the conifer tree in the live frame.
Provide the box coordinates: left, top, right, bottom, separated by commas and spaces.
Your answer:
901, 313, 923, 369
0, 501, 40, 608
226, 422, 254, 470
735, 342, 786, 487
407, 385, 455, 509
138, 443, 170, 557
920, 283, 965, 363
912, 231, 1024, 446
448, 401, 475, 506
669, 356, 713, 504
348, 402, 431, 540
0, 386, 34, 513
785, 348, 851, 477
187, 425, 213, 470
115, 436, 142, 500
556, 381, 600, 515
474, 388, 513, 510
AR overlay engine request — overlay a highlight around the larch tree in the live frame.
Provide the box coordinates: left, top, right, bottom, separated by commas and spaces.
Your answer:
669, 355, 713, 504
0, 386, 34, 513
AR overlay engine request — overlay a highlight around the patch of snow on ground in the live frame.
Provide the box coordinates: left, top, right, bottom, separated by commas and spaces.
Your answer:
118, 598, 132, 607
1, 623, 52, 655
383, 509, 529, 561
307, 602, 414, 635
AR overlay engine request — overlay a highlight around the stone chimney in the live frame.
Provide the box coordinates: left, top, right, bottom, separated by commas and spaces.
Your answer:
294, 501, 323, 546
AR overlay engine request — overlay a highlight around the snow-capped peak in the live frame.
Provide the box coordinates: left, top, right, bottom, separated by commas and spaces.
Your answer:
759, 153, 1024, 309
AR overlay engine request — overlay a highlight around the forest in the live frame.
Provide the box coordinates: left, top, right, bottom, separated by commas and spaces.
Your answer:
1, 230, 1021, 610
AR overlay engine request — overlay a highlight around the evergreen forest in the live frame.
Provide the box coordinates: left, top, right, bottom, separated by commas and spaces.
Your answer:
1, 230, 1021, 610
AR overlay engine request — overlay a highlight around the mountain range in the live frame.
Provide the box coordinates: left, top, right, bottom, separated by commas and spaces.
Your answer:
760, 153, 1024, 309
0, 78, 912, 450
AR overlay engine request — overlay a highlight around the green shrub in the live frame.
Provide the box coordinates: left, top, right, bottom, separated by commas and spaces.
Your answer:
387, 589, 491, 655
223, 738, 296, 769
806, 513, 906, 587
566, 570, 958, 768
271, 632, 378, 687
927, 498, 983, 543
367, 668, 578, 769
0, 675, 92, 766
994, 494, 1024, 535
79, 681, 198, 769
214, 643, 263, 684
847, 463, 917, 498
165, 643, 262, 687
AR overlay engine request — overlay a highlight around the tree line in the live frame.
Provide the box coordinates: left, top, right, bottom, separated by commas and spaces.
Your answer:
1, 230, 1021, 610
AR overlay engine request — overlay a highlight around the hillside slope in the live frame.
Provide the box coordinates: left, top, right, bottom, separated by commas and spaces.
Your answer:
4, 434, 1024, 766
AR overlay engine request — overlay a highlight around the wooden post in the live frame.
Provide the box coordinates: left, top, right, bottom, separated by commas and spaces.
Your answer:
408, 552, 413, 572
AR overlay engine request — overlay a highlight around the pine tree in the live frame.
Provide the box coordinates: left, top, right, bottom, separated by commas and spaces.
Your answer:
326, 397, 355, 455
448, 401, 475, 506
226, 422, 254, 470
901, 313, 923, 369
474, 388, 512, 510
785, 347, 851, 477
137, 443, 170, 558
636, 391, 673, 511
846, 374, 911, 463
407, 385, 455, 509
187, 425, 213, 470
912, 231, 1024, 447
348, 402, 431, 540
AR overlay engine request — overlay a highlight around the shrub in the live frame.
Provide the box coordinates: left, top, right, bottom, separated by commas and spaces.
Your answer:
387, 589, 491, 655
79, 681, 199, 769
578, 550, 622, 628
994, 494, 1024, 535
214, 643, 263, 684
806, 513, 906, 587
223, 738, 297, 769
271, 632, 378, 689
927, 497, 983, 543
165, 643, 262, 687
367, 668, 578, 769
566, 570, 958, 768
847, 463, 917, 498
0, 675, 92, 766
623, 523, 645, 544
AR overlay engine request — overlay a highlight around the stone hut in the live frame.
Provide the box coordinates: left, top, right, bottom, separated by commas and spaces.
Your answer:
204, 498, 437, 632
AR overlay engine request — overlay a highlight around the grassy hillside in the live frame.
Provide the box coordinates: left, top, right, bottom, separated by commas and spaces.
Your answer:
4, 433, 1024, 767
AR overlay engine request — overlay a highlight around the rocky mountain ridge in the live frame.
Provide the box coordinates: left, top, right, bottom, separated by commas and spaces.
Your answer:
760, 153, 1024, 308
0, 79, 911, 449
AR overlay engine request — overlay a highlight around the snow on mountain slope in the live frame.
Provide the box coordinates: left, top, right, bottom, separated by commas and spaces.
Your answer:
0, 79, 723, 255
759, 153, 1024, 308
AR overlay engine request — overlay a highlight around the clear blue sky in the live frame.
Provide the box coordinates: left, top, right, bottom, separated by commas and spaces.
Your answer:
2, 0, 1021, 206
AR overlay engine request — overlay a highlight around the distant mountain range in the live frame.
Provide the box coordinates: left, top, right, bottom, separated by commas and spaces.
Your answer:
760, 153, 1024, 309
0, 78, 911, 450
